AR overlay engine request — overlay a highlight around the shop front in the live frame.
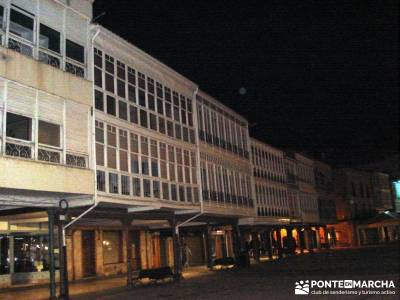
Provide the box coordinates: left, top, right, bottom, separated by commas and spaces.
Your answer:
0, 217, 59, 287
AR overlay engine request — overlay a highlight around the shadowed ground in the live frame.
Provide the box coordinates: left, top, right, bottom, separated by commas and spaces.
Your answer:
76, 243, 400, 300
1, 243, 399, 300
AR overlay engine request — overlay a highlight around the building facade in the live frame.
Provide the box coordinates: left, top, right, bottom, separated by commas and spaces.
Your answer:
0, 0, 397, 293
0, 0, 94, 288
240, 139, 291, 260
196, 90, 253, 263
331, 168, 397, 246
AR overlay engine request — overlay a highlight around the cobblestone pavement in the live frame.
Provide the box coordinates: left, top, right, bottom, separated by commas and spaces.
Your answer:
1, 243, 399, 300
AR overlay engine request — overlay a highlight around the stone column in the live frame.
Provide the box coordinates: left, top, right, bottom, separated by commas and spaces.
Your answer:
315, 227, 321, 249
323, 226, 330, 249
275, 228, 283, 259
297, 227, 304, 254
9, 236, 14, 274
231, 223, 241, 260
304, 227, 314, 253
47, 209, 56, 300
286, 227, 294, 256
251, 232, 260, 262
121, 217, 133, 286
169, 218, 181, 278
265, 229, 273, 260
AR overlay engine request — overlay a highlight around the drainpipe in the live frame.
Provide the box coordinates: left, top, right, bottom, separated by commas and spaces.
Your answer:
90, 26, 101, 207
64, 202, 99, 233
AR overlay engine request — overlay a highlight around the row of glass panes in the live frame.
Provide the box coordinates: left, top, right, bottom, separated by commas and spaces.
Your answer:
2, 112, 86, 167
196, 94, 245, 127
95, 120, 198, 185
197, 103, 249, 159
296, 163, 315, 185
0, 5, 85, 77
95, 89, 196, 145
255, 184, 288, 208
94, 48, 193, 126
257, 206, 289, 218
96, 170, 199, 203
200, 162, 253, 208
299, 192, 318, 211
251, 145, 285, 175
253, 168, 286, 184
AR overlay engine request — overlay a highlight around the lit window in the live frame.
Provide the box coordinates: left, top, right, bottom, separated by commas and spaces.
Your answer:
103, 231, 122, 264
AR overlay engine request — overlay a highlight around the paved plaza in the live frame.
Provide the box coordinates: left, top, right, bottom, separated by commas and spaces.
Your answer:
1, 243, 399, 300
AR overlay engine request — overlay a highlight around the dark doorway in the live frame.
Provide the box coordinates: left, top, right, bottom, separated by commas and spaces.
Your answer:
185, 235, 205, 266
130, 231, 141, 270
81, 230, 96, 277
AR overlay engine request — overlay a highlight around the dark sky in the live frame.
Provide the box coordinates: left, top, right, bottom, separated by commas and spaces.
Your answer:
93, 0, 398, 166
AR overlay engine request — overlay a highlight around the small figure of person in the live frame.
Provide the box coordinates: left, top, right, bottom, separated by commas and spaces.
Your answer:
182, 243, 192, 268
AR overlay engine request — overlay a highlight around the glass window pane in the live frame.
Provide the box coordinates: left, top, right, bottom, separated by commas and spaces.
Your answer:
143, 179, 151, 197
6, 113, 32, 141
97, 170, 105, 191
162, 182, 169, 200
109, 173, 119, 193
131, 154, 139, 174
10, 9, 34, 42
140, 110, 147, 128
13, 234, 58, 273
94, 68, 102, 88
132, 177, 141, 196
66, 39, 85, 63
105, 73, 114, 93
153, 181, 160, 198
38, 121, 60, 147
103, 231, 122, 264
96, 144, 104, 166
121, 175, 130, 195
118, 101, 127, 120
107, 96, 116, 116
95, 90, 104, 111
129, 105, 138, 124
39, 24, 60, 53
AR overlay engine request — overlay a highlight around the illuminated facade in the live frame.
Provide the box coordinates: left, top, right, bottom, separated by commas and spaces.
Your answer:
330, 168, 396, 246
0, 0, 396, 293
0, 0, 94, 288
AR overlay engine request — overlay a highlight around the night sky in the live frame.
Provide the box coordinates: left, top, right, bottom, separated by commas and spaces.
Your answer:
93, 0, 398, 166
